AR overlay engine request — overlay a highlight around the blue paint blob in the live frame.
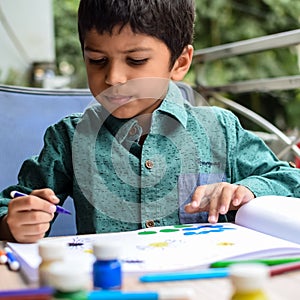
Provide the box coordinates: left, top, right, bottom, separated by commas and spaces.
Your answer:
183, 225, 236, 236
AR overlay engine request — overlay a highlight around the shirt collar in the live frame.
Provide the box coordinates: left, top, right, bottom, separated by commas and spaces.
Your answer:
104, 113, 140, 144
95, 81, 189, 143
156, 81, 188, 128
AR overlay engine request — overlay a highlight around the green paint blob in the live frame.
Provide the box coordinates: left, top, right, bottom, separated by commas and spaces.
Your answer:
173, 225, 193, 228
138, 231, 157, 235
160, 229, 180, 233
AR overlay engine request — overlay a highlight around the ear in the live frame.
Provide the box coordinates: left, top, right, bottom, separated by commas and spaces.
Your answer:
170, 45, 194, 81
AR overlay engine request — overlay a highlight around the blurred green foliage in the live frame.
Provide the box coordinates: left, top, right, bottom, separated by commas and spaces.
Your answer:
52, 0, 300, 130
53, 0, 87, 88
192, 0, 300, 130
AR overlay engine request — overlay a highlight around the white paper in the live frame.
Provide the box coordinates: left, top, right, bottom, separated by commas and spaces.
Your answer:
235, 195, 300, 244
7, 220, 300, 283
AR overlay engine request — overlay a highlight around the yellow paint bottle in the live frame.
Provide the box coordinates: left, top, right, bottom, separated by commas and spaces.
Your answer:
230, 263, 269, 300
38, 240, 66, 287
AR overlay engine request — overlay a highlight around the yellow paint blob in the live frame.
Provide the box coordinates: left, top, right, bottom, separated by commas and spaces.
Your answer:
148, 241, 169, 248
217, 242, 235, 246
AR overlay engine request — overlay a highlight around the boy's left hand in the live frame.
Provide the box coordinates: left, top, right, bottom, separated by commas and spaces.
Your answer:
184, 183, 254, 223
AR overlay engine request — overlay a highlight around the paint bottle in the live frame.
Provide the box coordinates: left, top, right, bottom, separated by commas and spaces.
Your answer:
48, 261, 90, 300
92, 242, 122, 290
38, 240, 66, 286
229, 263, 269, 300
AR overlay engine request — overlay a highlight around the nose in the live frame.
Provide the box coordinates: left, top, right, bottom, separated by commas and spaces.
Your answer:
105, 61, 127, 86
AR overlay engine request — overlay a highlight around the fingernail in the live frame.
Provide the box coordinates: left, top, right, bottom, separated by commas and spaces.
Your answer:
51, 195, 60, 202
233, 198, 240, 206
208, 215, 216, 223
49, 205, 56, 213
191, 201, 199, 208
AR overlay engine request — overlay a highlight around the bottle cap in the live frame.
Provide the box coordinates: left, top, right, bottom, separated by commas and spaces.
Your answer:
230, 263, 269, 292
93, 242, 121, 260
38, 240, 66, 260
48, 261, 90, 292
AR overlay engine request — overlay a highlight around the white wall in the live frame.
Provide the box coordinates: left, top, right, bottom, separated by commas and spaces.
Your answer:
0, 0, 55, 83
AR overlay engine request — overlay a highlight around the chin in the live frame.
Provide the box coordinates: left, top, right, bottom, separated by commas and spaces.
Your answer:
107, 101, 147, 119
110, 108, 138, 119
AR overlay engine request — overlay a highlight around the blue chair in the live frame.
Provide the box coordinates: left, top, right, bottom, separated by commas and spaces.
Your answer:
0, 82, 194, 236
0, 85, 94, 236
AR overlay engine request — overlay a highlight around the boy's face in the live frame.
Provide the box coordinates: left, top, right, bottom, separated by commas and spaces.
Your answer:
83, 25, 185, 119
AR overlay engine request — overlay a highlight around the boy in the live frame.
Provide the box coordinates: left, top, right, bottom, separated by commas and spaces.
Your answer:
0, 0, 299, 243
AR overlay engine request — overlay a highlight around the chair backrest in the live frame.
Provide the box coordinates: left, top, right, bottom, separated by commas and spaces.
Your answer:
0, 86, 94, 236
0, 86, 94, 191
0, 81, 194, 236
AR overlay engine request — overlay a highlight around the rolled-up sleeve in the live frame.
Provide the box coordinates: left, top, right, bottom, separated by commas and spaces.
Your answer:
221, 109, 300, 197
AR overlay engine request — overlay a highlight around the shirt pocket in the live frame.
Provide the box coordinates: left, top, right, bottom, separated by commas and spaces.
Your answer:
178, 173, 227, 224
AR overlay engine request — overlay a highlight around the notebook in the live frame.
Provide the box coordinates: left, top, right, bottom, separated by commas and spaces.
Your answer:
7, 195, 300, 283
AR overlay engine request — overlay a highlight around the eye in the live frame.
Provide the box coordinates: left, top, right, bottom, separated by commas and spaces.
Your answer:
88, 57, 108, 66
127, 58, 149, 66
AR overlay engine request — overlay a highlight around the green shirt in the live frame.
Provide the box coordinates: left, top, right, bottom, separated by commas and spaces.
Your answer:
1, 81, 299, 234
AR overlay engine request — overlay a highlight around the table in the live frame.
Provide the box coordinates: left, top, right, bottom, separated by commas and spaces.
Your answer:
1, 262, 300, 299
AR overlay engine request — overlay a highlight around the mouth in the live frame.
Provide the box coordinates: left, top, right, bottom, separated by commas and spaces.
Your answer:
103, 95, 133, 106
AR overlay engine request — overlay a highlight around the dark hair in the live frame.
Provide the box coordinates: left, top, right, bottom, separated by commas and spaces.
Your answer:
78, 0, 195, 68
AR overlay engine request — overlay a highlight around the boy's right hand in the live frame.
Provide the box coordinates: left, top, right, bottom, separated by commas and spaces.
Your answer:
6, 188, 60, 243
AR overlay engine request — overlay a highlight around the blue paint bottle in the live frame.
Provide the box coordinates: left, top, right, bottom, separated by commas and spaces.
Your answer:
92, 242, 122, 290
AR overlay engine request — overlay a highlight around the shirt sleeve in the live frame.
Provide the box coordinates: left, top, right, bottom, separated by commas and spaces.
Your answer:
218, 108, 300, 198
0, 115, 80, 219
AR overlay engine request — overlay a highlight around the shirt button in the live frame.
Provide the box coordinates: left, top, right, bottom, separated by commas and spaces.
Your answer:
145, 160, 154, 169
289, 161, 296, 168
129, 126, 138, 136
145, 220, 155, 228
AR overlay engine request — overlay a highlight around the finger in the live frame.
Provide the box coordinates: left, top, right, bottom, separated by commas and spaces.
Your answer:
7, 212, 52, 243
7, 211, 54, 238
14, 222, 50, 243
8, 195, 56, 214
23, 222, 50, 236
231, 186, 255, 208
31, 188, 60, 204
217, 184, 239, 214
190, 186, 210, 209
17, 234, 45, 244
207, 184, 224, 223
185, 184, 220, 213
184, 195, 210, 213
10, 210, 54, 226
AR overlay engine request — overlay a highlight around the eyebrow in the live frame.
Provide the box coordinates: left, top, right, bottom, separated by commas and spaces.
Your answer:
84, 46, 153, 54
126, 47, 153, 53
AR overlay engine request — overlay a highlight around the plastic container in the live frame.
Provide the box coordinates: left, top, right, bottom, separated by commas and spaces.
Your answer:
230, 263, 269, 300
38, 240, 66, 286
92, 242, 122, 290
48, 261, 90, 300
